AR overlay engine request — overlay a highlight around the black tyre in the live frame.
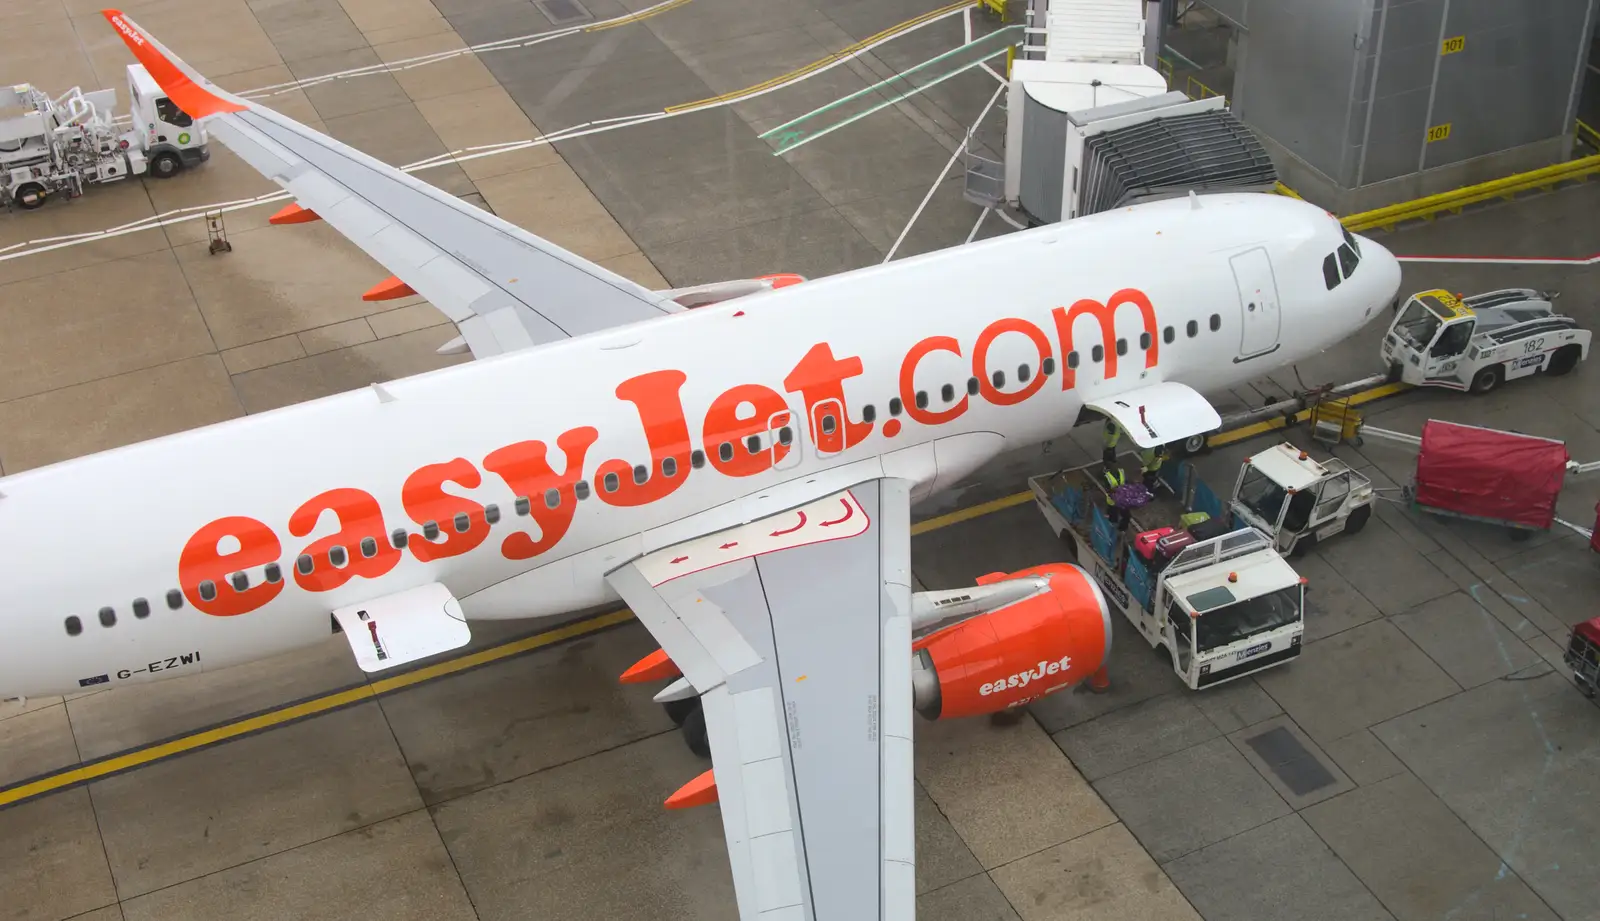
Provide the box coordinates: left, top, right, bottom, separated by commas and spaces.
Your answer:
1289, 533, 1317, 559
1176, 432, 1210, 457
682, 704, 711, 759
1468, 365, 1502, 395
150, 151, 183, 179
662, 696, 698, 727
1344, 503, 1372, 535
12, 182, 47, 210
1509, 527, 1533, 542
1545, 345, 1581, 377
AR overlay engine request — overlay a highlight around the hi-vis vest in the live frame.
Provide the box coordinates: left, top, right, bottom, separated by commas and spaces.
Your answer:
1103, 467, 1126, 503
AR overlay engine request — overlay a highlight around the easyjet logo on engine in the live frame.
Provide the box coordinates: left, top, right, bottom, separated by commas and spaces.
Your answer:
178, 289, 1162, 617
979, 655, 1073, 696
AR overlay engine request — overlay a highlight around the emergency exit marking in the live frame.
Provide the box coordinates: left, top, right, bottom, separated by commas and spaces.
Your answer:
1427, 123, 1452, 143
1440, 35, 1465, 55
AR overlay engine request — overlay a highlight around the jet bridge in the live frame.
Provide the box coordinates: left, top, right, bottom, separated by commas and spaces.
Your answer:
967, 0, 1278, 223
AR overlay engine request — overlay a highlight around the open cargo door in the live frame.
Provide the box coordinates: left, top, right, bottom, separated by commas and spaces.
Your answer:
1085, 382, 1222, 449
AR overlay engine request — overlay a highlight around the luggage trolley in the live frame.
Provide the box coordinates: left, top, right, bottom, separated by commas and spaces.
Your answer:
1563, 617, 1600, 698
1397, 420, 1571, 542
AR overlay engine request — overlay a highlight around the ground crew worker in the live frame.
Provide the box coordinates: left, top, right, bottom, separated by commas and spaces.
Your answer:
1102, 419, 1121, 468
1138, 444, 1169, 490
1103, 462, 1129, 530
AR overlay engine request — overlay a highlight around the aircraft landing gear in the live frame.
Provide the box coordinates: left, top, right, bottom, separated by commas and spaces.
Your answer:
682, 703, 711, 759
662, 696, 698, 727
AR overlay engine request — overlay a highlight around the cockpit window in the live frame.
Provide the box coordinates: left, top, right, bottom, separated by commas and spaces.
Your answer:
1322, 253, 1340, 290
1337, 242, 1359, 278
1342, 227, 1360, 255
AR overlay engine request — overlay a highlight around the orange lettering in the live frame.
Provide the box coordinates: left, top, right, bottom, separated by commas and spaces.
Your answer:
898, 336, 968, 425
178, 516, 284, 616
975, 318, 1053, 406
1051, 288, 1159, 390
703, 384, 791, 477
596, 370, 693, 507
483, 426, 600, 560
288, 488, 401, 592
783, 342, 873, 453
403, 458, 491, 563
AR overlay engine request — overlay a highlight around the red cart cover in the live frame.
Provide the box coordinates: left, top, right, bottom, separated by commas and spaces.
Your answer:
1414, 420, 1569, 529
1592, 501, 1600, 553
1576, 616, 1600, 647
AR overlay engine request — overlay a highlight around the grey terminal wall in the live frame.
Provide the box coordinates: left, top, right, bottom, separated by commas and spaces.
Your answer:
1204, 0, 1597, 212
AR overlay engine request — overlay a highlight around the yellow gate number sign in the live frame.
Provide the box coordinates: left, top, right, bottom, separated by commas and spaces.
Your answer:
1441, 35, 1465, 54
1427, 123, 1452, 143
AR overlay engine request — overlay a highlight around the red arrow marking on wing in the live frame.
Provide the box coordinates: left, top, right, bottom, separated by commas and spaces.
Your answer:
670, 556, 689, 564
720, 541, 739, 550
819, 499, 854, 527
770, 511, 807, 536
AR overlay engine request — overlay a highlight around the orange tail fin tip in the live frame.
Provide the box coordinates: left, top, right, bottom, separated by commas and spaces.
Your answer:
619, 647, 680, 684
269, 204, 321, 225
362, 276, 416, 301
664, 769, 717, 809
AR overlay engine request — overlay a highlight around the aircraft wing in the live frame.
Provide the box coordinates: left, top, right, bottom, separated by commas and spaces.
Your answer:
605, 480, 917, 921
102, 10, 677, 361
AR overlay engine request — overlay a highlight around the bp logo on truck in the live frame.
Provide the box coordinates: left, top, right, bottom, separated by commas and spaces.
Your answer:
178, 132, 191, 144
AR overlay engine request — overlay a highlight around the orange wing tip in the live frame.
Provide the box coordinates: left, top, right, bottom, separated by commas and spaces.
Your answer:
362, 276, 416, 301
269, 203, 320, 225
664, 770, 717, 810
619, 647, 680, 684
758, 273, 805, 289
101, 10, 245, 119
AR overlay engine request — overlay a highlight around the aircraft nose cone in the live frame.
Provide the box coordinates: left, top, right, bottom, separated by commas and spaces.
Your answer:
1358, 234, 1403, 319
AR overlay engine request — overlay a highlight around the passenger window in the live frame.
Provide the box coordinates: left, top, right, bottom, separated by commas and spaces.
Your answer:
264, 563, 282, 584
992, 369, 1005, 388
393, 527, 411, 546
133, 598, 151, 618
967, 377, 980, 396
485, 504, 501, 524
632, 463, 648, 485
1322, 253, 1340, 289
663, 456, 678, 477
99, 606, 116, 627
822, 414, 837, 434
889, 397, 903, 416
199, 580, 217, 602
941, 383, 955, 403
691, 450, 706, 469
297, 554, 314, 575
1116, 338, 1127, 356
1018, 364, 1031, 382
1187, 320, 1199, 338
746, 435, 761, 453
1091, 345, 1104, 363
778, 427, 793, 445
166, 589, 184, 610
1209, 313, 1221, 332
1163, 326, 1175, 344
545, 488, 561, 508
453, 512, 470, 533
330, 545, 349, 566
231, 571, 249, 591
718, 442, 734, 462
1067, 351, 1080, 369
361, 537, 378, 558
604, 472, 620, 492
1337, 243, 1358, 277
574, 481, 591, 500
861, 405, 876, 423
1139, 332, 1151, 350
65, 616, 82, 636
1042, 356, 1056, 374
914, 391, 928, 409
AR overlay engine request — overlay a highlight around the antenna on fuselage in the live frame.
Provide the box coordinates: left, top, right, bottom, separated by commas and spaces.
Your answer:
1189, 190, 1200, 209
370, 382, 396, 404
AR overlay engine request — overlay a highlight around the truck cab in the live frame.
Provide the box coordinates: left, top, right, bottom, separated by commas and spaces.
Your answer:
1230, 443, 1374, 557
1382, 288, 1590, 393
125, 63, 208, 178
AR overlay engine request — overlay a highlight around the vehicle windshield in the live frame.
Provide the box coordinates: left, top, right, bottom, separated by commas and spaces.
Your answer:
1194, 587, 1302, 652
1236, 467, 1287, 524
1393, 299, 1444, 349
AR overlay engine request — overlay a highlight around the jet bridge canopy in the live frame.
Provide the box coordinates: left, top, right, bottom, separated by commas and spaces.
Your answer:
1076, 107, 1279, 216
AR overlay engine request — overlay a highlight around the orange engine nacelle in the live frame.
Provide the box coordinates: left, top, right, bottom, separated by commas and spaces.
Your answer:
911, 563, 1112, 720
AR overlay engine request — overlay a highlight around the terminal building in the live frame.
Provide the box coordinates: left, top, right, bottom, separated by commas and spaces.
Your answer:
1158, 0, 1599, 212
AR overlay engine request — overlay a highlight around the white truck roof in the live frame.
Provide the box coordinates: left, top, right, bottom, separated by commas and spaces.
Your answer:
1245, 443, 1331, 492
1165, 546, 1301, 615
127, 63, 160, 97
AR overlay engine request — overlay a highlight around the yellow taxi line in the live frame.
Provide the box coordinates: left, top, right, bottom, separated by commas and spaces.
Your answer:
585, 0, 694, 32
0, 380, 1407, 809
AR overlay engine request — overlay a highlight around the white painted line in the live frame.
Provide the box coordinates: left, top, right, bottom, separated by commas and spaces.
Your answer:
993, 208, 1026, 230
963, 7, 973, 44
1396, 253, 1600, 265
884, 79, 1006, 263
981, 61, 1007, 84
965, 207, 989, 243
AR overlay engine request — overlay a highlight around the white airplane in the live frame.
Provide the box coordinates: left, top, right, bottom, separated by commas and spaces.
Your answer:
0, 10, 1401, 919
